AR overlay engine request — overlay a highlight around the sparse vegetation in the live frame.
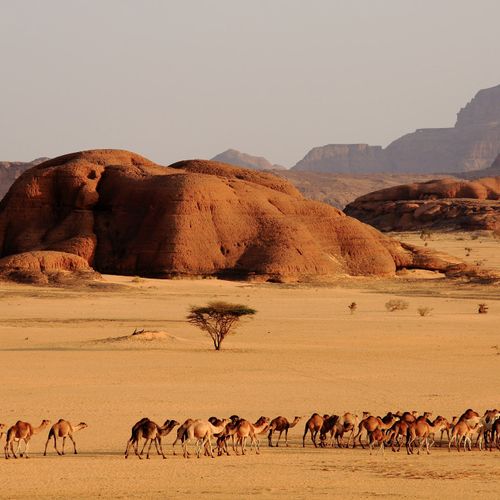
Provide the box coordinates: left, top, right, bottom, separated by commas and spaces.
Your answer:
465, 247, 472, 257
417, 306, 433, 317
348, 302, 357, 314
419, 229, 432, 242
130, 276, 145, 283
478, 303, 489, 314
385, 299, 409, 312
187, 301, 257, 350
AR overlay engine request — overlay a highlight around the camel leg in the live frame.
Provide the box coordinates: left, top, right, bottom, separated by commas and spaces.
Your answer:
276, 431, 283, 447
146, 439, 154, 459
15, 440, 22, 457
61, 437, 67, 455
23, 440, 30, 459
302, 428, 308, 447
68, 434, 77, 454
312, 430, 318, 448
285, 429, 289, 447
156, 437, 166, 459
268, 429, 273, 447
10, 441, 18, 459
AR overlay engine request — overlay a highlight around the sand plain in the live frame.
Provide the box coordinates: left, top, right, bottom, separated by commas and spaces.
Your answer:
0, 232, 499, 499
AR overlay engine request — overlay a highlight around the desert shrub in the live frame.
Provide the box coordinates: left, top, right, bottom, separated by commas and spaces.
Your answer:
385, 299, 409, 312
464, 247, 472, 257
130, 276, 145, 283
417, 306, 433, 317
419, 229, 432, 242
187, 301, 256, 350
348, 302, 357, 314
478, 303, 488, 314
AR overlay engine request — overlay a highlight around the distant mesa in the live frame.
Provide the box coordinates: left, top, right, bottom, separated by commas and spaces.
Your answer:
345, 176, 500, 231
211, 149, 286, 170
0, 149, 475, 283
293, 84, 500, 174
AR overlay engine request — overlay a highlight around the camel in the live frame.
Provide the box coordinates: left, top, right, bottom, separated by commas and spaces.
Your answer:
448, 419, 482, 452
125, 418, 179, 459
235, 417, 269, 455
302, 413, 324, 448
319, 415, 340, 447
336, 412, 359, 448
4, 419, 51, 459
386, 420, 410, 452
353, 413, 397, 449
182, 419, 230, 458
268, 416, 302, 447
368, 428, 386, 455
172, 418, 194, 456
407, 416, 446, 455
43, 419, 88, 456
489, 417, 500, 451
481, 409, 500, 448
427, 416, 451, 448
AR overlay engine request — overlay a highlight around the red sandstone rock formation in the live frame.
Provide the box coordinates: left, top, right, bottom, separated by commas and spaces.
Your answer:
344, 177, 500, 231
0, 149, 476, 282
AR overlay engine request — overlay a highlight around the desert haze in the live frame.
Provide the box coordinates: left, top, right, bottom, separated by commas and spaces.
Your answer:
0, 233, 498, 498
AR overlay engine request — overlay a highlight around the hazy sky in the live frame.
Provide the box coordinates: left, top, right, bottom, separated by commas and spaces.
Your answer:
2, 0, 500, 166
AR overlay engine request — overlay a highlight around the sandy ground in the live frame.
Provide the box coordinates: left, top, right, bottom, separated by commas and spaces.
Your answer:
0, 233, 499, 499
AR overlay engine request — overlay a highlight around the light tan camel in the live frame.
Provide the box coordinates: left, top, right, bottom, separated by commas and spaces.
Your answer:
337, 413, 359, 448
268, 416, 301, 447
43, 419, 88, 456
182, 419, 230, 458
235, 417, 269, 455
125, 418, 179, 459
353, 413, 397, 449
302, 413, 324, 448
4, 420, 51, 459
407, 416, 446, 455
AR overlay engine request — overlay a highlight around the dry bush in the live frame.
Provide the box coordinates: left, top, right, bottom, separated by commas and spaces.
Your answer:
478, 303, 489, 314
417, 307, 433, 317
348, 302, 357, 314
464, 247, 472, 257
130, 276, 145, 283
385, 299, 409, 312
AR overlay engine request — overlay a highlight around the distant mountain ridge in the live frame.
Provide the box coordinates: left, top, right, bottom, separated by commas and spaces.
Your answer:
293, 84, 500, 174
211, 149, 286, 171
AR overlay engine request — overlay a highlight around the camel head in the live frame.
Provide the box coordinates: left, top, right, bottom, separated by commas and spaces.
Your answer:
362, 412, 371, 419
41, 419, 51, 427
0, 423, 5, 433
229, 415, 240, 423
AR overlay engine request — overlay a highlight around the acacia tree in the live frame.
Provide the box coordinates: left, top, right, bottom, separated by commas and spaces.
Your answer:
187, 301, 257, 350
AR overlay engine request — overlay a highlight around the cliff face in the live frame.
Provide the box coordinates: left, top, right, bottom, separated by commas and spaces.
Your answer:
293, 144, 389, 173
344, 176, 500, 231
0, 158, 48, 199
211, 149, 286, 170
293, 84, 500, 174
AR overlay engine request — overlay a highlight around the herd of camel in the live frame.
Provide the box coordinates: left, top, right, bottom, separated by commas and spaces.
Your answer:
3, 408, 498, 459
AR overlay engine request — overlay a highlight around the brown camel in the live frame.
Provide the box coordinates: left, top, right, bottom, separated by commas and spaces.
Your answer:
368, 427, 386, 455
337, 412, 359, 448
268, 416, 302, 447
235, 417, 269, 455
4, 420, 51, 459
172, 418, 194, 456
43, 419, 88, 456
319, 415, 340, 447
125, 418, 179, 459
353, 413, 397, 449
302, 413, 324, 448
407, 416, 446, 455
386, 420, 410, 452
182, 419, 230, 458
489, 417, 500, 451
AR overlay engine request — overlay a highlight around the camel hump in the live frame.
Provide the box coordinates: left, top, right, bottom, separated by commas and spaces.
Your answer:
57, 418, 65, 423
